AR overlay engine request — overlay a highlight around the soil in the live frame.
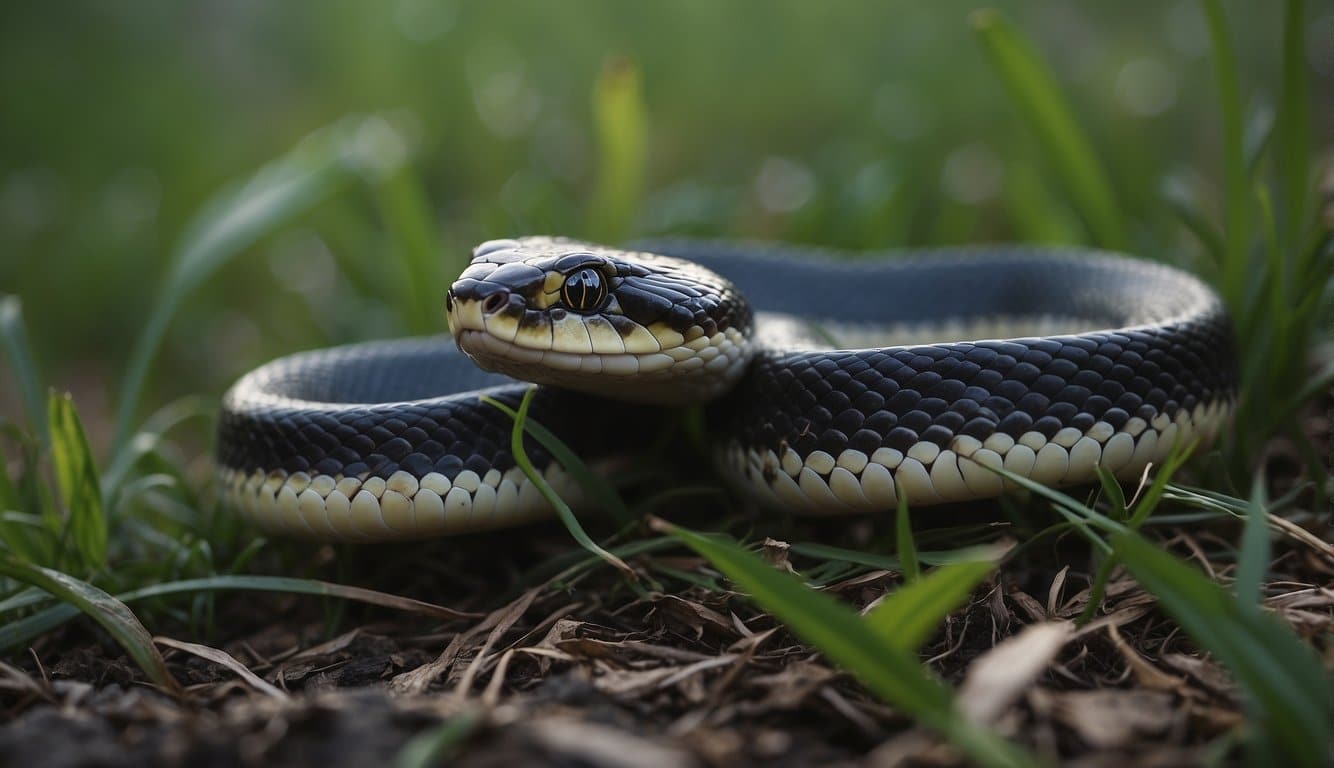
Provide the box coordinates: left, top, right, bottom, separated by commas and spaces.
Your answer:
1, 398, 1331, 767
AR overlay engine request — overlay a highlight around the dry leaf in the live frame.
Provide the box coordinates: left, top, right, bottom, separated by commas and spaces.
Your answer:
1051, 689, 1177, 749
761, 538, 795, 573
1104, 624, 1186, 692
652, 594, 737, 638
959, 621, 1071, 725
155, 636, 288, 701
523, 716, 696, 768
1160, 653, 1236, 698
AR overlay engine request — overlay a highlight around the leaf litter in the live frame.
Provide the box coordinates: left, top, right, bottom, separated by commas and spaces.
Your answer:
1, 434, 1331, 767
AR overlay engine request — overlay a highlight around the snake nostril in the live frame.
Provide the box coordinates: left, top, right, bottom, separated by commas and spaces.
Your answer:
481, 291, 509, 315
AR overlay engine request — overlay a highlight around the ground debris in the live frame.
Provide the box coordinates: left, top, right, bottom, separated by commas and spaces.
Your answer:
2, 500, 1328, 766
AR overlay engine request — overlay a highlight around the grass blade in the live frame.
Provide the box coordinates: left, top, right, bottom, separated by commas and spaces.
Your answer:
1112, 531, 1330, 766
1162, 175, 1226, 266
1275, 0, 1310, 258
391, 711, 483, 768
1198, 0, 1251, 310
1125, 443, 1195, 528
865, 558, 997, 653
788, 542, 973, 571
0, 574, 478, 652
0, 441, 20, 513
0, 553, 180, 694
970, 9, 1124, 247
101, 395, 212, 504
1233, 473, 1270, 608
47, 392, 106, 570
372, 165, 453, 334
111, 117, 396, 451
650, 518, 1037, 768
588, 56, 647, 242
1094, 466, 1127, 519
0, 511, 58, 568
483, 388, 635, 578
894, 484, 920, 582
0, 297, 47, 443
481, 391, 633, 526
978, 460, 1122, 548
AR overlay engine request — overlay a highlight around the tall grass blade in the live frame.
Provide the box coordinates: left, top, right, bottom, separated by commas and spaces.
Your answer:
970, 9, 1125, 248
588, 56, 647, 242
653, 519, 1038, 768
0, 297, 47, 443
373, 166, 452, 334
47, 392, 106, 570
865, 558, 997, 653
1275, 0, 1310, 259
101, 396, 211, 504
1198, 0, 1251, 311
1111, 531, 1330, 766
0, 553, 180, 694
1162, 176, 1226, 266
0, 443, 19, 513
1273, 358, 1334, 427
1233, 474, 1270, 608
112, 117, 397, 451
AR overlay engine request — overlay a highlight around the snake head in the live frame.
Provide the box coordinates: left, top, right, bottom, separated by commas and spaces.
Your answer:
446, 237, 753, 404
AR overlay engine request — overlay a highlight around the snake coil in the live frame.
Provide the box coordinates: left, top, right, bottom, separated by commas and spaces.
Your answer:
218, 238, 1235, 541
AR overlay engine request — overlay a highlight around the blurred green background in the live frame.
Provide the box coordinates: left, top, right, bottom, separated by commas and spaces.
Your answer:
1, 1, 1330, 441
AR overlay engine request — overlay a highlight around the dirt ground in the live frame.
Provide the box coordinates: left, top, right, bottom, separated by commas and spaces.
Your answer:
1, 396, 1331, 767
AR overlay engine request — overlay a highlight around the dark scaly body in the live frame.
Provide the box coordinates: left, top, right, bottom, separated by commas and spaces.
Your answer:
217, 239, 1235, 540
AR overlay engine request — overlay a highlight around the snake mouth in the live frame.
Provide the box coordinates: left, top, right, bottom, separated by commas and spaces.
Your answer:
456, 329, 681, 377
454, 325, 749, 404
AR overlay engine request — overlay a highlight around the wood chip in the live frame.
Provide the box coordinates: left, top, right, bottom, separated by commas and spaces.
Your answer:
959, 621, 1071, 725
1160, 653, 1236, 697
523, 717, 696, 768
1050, 689, 1176, 749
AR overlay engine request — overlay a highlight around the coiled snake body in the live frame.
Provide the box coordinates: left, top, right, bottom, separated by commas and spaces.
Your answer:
217, 238, 1236, 540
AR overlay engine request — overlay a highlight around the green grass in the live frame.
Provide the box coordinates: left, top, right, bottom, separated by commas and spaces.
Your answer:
0, 1, 1330, 763
970, 9, 1125, 248
987, 462, 1330, 767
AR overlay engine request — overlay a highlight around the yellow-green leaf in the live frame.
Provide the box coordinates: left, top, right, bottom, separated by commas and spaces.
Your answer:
47, 391, 106, 569
865, 559, 996, 653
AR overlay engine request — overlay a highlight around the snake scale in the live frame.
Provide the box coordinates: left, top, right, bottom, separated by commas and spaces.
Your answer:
217, 238, 1236, 540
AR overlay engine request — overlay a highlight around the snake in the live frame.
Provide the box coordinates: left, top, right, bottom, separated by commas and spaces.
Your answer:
216, 237, 1236, 541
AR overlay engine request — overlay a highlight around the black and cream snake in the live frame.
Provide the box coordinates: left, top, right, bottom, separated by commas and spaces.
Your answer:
217, 237, 1236, 540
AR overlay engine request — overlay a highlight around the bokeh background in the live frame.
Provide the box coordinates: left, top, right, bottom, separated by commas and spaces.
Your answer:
1, 1, 1331, 439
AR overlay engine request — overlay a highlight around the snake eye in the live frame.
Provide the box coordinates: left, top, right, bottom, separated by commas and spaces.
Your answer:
560, 268, 609, 313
